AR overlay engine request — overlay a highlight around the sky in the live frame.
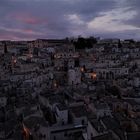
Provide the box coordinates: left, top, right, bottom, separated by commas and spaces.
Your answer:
0, 0, 140, 40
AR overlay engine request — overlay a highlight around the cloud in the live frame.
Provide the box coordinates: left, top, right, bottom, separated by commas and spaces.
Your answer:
87, 7, 139, 32
0, 26, 44, 35
67, 14, 85, 25
12, 14, 46, 25
0, 0, 140, 40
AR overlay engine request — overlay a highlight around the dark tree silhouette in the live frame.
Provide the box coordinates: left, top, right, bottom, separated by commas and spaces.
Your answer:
107, 86, 122, 99
74, 37, 97, 50
4, 43, 8, 53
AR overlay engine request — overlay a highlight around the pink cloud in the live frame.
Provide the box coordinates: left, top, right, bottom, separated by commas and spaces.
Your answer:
19, 17, 41, 24
9, 13, 46, 25
0, 33, 36, 41
24, 29, 34, 33
0, 34, 20, 40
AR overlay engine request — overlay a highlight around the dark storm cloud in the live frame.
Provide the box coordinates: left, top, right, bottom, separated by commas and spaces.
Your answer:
0, 0, 139, 40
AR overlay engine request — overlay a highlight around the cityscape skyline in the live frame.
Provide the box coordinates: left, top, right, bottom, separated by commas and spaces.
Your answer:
0, 0, 140, 40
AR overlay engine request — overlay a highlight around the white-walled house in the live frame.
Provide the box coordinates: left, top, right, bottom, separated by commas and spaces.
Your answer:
55, 104, 68, 125
70, 105, 88, 126
133, 77, 140, 88
95, 67, 129, 79
87, 119, 107, 140
94, 103, 112, 118
68, 68, 81, 85
0, 96, 7, 107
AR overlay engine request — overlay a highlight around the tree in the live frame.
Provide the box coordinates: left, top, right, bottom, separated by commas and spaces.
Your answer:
74, 37, 97, 50
108, 86, 122, 99
74, 37, 86, 49
4, 43, 8, 53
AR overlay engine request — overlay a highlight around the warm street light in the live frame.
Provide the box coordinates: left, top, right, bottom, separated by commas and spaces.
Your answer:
92, 72, 97, 79
80, 67, 84, 72
13, 59, 17, 64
